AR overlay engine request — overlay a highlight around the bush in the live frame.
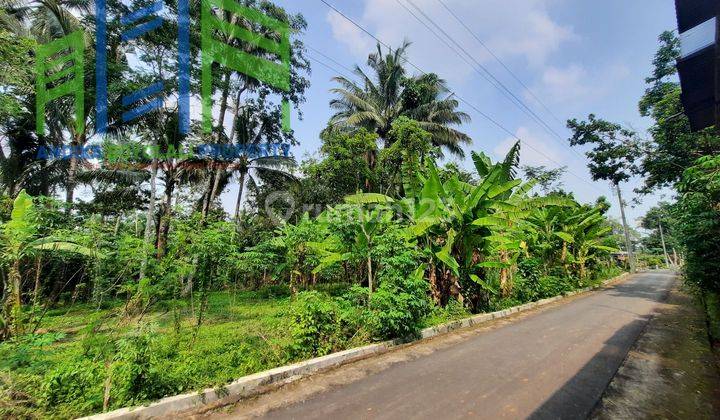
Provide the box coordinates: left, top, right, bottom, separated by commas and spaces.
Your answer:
256, 284, 292, 299
42, 328, 177, 415
287, 291, 363, 358
513, 273, 574, 303
423, 298, 470, 327
42, 358, 105, 415
311, 282, 351, 297
108, 332, 172, 407
287, 267, 431, 356
514, 258, 544, 302
637, 254, 665, 269
368, 268, 430, 340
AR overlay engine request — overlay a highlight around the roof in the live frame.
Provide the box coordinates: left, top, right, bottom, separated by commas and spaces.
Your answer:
675, 0, 716, 33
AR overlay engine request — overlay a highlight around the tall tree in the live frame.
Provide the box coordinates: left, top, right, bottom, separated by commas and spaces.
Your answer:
1, 0, 95, 210
636, 31, 720, 194
223, 101, 296, 222
329, 42, 471, 156
200, 1, 310, 218
566, 114, 641, 272
521, 165, 566, 194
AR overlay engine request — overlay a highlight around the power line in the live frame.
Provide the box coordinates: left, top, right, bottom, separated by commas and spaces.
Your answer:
401, 0, 587, 163
436, 0, 566, 127
306, 52, 359, 84
317, 0, 607, 195
307, 45, 358, 76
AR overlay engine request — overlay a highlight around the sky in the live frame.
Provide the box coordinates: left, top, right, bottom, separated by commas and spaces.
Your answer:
220, 0, 680, 229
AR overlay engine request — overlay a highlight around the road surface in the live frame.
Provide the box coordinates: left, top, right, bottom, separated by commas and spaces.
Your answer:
213, 271, 676, 419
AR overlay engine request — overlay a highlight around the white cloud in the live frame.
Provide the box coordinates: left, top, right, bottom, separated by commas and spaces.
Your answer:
527, 62, 631, 104
537, 64, 592, 102
326, 10, 374, 59
326, 0, 575, 85
493, 127, 566, 167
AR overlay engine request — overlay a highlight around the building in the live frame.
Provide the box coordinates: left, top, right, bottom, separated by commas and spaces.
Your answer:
674, 0, 719, 131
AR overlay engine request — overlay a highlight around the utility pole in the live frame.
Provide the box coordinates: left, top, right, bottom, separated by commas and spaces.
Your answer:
615, 183, 636, 273
659, 222, 671, 268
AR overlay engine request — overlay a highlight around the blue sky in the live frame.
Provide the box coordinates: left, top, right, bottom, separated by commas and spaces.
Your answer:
221, 0, 679, 228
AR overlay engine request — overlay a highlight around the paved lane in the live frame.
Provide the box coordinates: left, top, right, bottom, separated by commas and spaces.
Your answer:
223, 271, 676, 419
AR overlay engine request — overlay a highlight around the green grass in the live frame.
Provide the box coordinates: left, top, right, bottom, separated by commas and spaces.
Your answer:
0, 290, 295, 419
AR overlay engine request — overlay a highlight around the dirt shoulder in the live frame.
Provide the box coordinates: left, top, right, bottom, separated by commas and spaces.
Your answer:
593, 281, 720, 419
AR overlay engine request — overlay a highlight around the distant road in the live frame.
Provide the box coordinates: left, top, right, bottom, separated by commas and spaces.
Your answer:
214, 271, 676, 419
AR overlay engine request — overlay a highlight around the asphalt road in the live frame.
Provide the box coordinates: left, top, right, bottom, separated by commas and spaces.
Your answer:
222, 271, 676, 420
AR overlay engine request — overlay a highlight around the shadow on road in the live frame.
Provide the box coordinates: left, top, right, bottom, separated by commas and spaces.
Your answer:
604, 272, 675, 301
528, 317, 652, 420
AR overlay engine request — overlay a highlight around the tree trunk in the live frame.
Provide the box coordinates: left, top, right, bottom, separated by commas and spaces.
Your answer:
10, 259, 21, 309
658, 222, 671, 268
228, 86, 246, 143
499, 250, 511, 297
65, 132, 86, 214
202, 72, 233, 216
157, 176, 175, 258
65, 147, 79, 214
6, 258, 22, 336
140, 154, 159, 279
33, 256, 42, 306
200, 167, 215, 221
234, 170, 247, 222
209, 165, 225, 205
367, 255, 373, 296
113, 214, 122, 236
428, 263, 441, 305
615, 183, 636, 273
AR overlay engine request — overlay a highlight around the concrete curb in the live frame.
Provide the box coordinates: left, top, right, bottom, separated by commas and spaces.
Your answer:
418, 272, 630, 339
80, 272, 631, 419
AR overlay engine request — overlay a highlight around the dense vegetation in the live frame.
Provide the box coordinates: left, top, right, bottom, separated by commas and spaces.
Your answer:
565, 31, 720, 340
0, 1, 637, 418
635, 33, 720, 342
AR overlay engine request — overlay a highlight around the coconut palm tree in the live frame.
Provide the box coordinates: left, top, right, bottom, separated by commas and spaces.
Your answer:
228, 105, 296, 222
329, 41, 471, 156
1, 0, 119, 213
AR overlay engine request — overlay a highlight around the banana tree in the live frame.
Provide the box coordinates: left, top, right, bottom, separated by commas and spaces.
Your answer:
310, 205, 393, 297
345, 144, 527, 307
1, 190, 98, 338
562, 208, 618, 280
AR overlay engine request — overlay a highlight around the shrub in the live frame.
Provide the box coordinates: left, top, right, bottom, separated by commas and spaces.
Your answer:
637, 254, 665, 269
368, 268, 430, 340
514, 257, 544, 301
311, 282, 351, 297
287, 292, 355, 358
513, 274, 574, 302
0, 372, 43, 419
256, 284, 292, 299
108, 331, 171, 407
42, 358, 105, 415
423, 298, 470, 327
